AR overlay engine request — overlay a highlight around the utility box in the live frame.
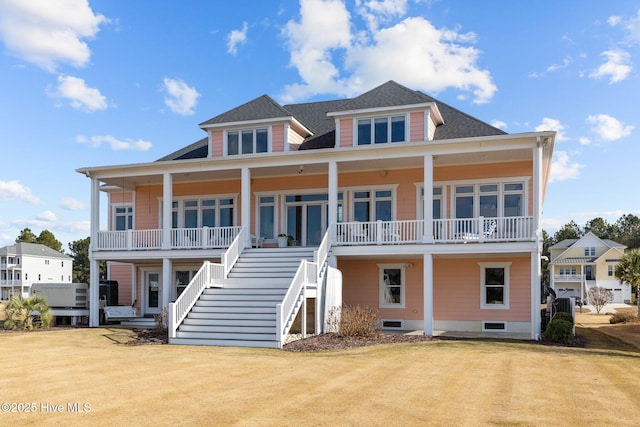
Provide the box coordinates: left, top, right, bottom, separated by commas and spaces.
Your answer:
31, 283, 89, 309
99, 280, 119, 306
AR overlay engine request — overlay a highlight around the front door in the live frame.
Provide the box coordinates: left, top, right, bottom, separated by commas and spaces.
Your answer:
287, 203, 325, 246
144, 271, 162, 314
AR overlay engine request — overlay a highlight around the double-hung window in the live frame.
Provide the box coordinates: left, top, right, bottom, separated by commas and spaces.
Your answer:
357, 115, 406, 145
479, 262, 510, 309
454, 181, 526, 218
353, 189, 393, 222
584, 247, 596, 257
226, 128, 269, 155
379, 264, 406, 308
113, 205, 133, 230
170, 196, 236, 228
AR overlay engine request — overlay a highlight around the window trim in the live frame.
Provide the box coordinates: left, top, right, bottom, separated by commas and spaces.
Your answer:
378, 263, 406, 309
111, 203, 133, 231
346, 185, 398, 222
478, 262, 511, 309
450, 178, 529, 219
159, 194, 238, 228
354, 114, 408, 146
223, 127, 271, 156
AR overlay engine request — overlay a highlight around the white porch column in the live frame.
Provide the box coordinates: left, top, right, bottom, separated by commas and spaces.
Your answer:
328, 161, 338, 244
423, 253, 434, 335
531, 251, 541, 339
89, 177, 100, 327
162, 173, 173, 249
423, 154, 434, 243
241, 167, 251, 245
89, 259, 100, 327
162, 258, 172, 309
533, 139, 543, 243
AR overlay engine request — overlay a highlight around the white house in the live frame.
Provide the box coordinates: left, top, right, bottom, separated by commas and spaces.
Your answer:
0, 242, 73, 299
550, 232, 631, 304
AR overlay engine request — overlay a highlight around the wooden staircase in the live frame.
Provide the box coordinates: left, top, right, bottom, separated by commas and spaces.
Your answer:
170, 247, 315, 348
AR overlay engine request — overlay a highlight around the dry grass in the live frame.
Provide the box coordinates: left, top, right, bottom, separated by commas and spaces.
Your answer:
1, 327, 640, 426
575, 308, 640, 351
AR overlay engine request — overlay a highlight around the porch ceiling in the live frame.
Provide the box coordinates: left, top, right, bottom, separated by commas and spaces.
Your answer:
97, 146, 533, 191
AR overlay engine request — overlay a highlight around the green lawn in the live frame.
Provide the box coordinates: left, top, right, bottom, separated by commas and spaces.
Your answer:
1, 327, 639, 426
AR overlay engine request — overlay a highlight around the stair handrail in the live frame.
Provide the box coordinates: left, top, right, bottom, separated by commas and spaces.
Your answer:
276, 260, 314, 348
221, 226, 248, 277
168, 261, 225, 339
314, 224, 332, 284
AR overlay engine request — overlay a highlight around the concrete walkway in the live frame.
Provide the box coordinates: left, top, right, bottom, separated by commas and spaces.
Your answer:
580, 303, 635, 314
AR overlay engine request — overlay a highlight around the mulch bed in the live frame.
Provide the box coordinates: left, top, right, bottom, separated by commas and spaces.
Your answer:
283, 333, 454, 352
126, 328, 169, 345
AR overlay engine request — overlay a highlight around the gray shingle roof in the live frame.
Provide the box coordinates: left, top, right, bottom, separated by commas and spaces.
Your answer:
160, 80, 507, 160
0, 242, 70, 259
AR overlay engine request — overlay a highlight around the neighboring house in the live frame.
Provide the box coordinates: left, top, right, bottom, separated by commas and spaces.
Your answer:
0, 242, 73, 300
550, 232, 631, 304
77, 80, 556, 348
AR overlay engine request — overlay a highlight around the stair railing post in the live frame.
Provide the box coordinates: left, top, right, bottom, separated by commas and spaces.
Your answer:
302, 262, 307, 339
276, 303, 283, 347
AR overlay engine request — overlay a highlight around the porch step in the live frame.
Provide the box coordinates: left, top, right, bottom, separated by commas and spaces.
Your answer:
170, 247, 314, 348
120, 317, 156, 328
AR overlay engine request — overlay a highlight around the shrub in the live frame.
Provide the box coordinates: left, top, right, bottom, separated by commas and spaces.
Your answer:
543, 319, 573, 345
2, 295, 53, 330
541, 308, 549, 333
609, 311, 637, 324
553, 311, 574, 325
327, 305, 380, 338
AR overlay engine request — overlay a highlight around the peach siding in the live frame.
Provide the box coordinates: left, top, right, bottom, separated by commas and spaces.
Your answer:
433, 257, 531, 322
339, 256, 531, 324
107, 263, 133, 305
211, 130, 223, 157
271, 124, 284, 153
339, 259, 424, 320
410, 111, 424, 141
339, 119, 352, 147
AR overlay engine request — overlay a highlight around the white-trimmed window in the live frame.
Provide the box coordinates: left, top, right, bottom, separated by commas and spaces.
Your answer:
608, 265, 614, 277
479, 262, 511, 309
258, 196, 276, 240
379, 264, 406, 308
455, 181, 525, 219
226, 128, 269, 156
417, 185, 443, 219
357, 115, 406, 145
352, 189, 394, 222
584, 247, 596, 256
113, 204, 133, 231
169, 196, 236, 228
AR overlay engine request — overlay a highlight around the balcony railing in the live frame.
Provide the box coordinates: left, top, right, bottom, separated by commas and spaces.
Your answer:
335, 216, 534, 245
95, 226, 242, 251
94, 217, 534, 251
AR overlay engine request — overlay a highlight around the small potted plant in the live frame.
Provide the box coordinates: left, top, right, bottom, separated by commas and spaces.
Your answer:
277, 233, 289, 247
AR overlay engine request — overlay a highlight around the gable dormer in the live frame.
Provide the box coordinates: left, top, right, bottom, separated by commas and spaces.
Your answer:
199, 95, 312, 157
326, 81, 444, 148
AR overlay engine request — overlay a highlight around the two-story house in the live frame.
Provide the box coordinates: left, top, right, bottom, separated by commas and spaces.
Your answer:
78, 81, 555, 348
0, 242, 72, 300
550, 232, 630, 304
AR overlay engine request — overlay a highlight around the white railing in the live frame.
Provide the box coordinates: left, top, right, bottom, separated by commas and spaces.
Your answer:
434, 216, 533, 242
554, 274, 583, 281
222, 226, 248, 277
276, 260, 316, 348
168, 261, 225, 339
314, 225, 332, 282
94, 226, 241, 251
335, 220, 422, 245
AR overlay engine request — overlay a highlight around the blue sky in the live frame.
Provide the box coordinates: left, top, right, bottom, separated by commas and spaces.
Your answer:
0, 0, 639, 249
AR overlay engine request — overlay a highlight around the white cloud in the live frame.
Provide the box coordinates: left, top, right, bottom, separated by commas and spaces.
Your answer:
36, 210, 57, 222
0, 0, 107, 71
578, 137, 591, 146
76, 134, 152, 151
490, 119, 507, 130
48, 75, 107, 112
281, 0, 496, 104
549, 151, 583, 183
587, 114, 634, 141
0, 180, 40, 204
590, 50, 631, 83
60, 197, 86, 211
535, 118, 567, 142
162, 77, 200, 115
227, 22, 248, 55
608, 16, 622, 26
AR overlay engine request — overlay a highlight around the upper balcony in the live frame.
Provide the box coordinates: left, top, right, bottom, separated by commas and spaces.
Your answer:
94, 216, 535, 252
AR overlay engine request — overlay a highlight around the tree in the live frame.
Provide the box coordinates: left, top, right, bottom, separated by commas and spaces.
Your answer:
588, 287, 613, 315
15, 227, 37, 244
14, 228, 63, 252
584, 217, 616, 240
553, 220, 582, 243
615, 249, 640, 316
68, 237, 91, 284
2, 295, 53, 330
615, 214, 640, 249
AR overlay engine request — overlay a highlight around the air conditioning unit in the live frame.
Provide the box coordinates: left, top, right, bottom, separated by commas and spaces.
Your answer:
31, 283, 89, 309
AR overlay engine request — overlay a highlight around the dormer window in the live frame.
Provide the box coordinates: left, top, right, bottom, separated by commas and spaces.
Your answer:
226, 128, 269, 156
357, 115, 406, 145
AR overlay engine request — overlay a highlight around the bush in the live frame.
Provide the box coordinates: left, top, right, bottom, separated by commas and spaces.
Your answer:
609, 311, 637, 324
541, 308, 549, 333
327, 305, 380, 338
543, 319, 573, 345
553, 311, 574, 325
